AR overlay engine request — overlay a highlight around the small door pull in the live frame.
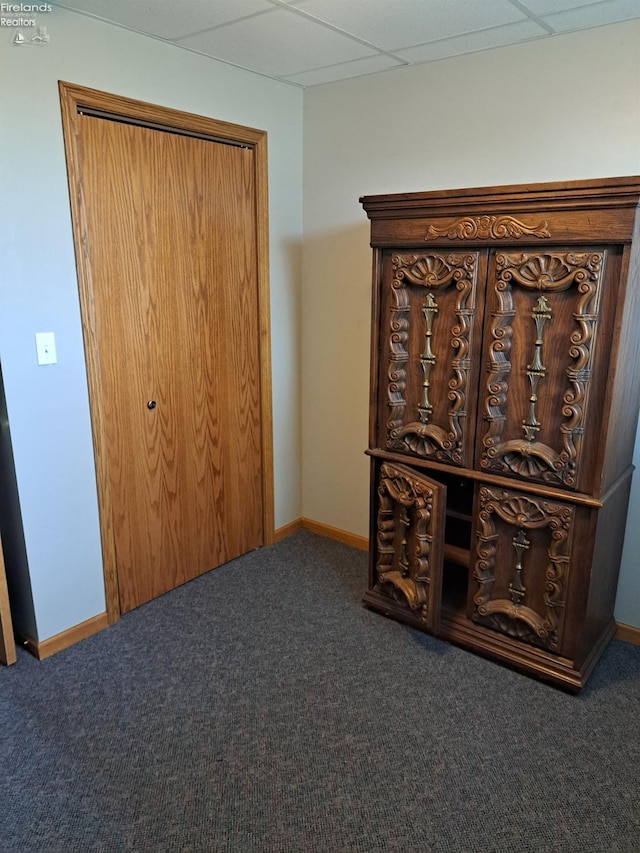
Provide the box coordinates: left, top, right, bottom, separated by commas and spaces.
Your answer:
147, 400, 157, 410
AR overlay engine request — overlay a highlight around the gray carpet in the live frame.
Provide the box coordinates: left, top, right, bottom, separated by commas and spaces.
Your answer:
1, 530, 639, 852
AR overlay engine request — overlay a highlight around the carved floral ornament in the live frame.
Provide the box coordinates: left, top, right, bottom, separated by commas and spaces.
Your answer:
425, 214, 551, 241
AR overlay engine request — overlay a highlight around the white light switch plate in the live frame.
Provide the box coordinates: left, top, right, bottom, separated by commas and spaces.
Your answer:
35, 332, 57, 365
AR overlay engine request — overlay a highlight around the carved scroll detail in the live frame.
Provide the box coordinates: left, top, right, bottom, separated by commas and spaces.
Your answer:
481, 251, 604, 487
472, 488, 573, 652
386, 252, 477, 464
425, 215, 551, 241
375, 462, 438, 623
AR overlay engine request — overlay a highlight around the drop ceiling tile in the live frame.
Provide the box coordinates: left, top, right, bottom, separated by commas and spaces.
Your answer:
55, 0, 275, 40
394, 19, 548, 63
283, 54, 406, 86
520, 0, 628, 14
293, 0, 526, 50
540, 0, 640, 32
176, 7, 375, 77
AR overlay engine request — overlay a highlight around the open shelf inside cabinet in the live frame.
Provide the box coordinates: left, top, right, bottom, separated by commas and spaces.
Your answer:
426, 470, 473, 542
441, 559, 469, 618
425, 470, 474, 618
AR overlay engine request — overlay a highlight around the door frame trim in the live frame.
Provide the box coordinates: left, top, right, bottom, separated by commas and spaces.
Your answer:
59, 81, 275, 623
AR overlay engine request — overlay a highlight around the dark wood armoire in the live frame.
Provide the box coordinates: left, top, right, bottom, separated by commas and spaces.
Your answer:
360, 177, 640, 691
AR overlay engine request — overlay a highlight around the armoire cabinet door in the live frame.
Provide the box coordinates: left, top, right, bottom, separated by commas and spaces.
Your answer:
469, 485, 575, 653
370, 461, 446, 632
377, 250, 485, 467
478, 248, 607, 490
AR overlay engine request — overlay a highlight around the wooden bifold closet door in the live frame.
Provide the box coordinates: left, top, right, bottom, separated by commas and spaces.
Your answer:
61, 84, 272, 617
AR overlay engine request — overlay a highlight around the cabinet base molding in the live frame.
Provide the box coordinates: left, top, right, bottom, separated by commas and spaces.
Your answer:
439, 610, 615, 693
19, 612, 109, 660
363, 588, 614, 692
615, 622, 640, 645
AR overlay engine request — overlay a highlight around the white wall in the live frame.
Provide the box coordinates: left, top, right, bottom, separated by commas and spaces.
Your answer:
302, 21, 640, 626
0, 7, 303, 640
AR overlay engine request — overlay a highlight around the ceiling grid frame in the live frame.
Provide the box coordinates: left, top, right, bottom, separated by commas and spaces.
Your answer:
51, 0, 640, 86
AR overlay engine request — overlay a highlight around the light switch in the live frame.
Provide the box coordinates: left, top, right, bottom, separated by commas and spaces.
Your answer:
35, 332, 57, 365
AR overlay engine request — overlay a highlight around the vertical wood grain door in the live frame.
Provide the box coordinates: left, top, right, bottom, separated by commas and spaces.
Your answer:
60, 85, 273, 616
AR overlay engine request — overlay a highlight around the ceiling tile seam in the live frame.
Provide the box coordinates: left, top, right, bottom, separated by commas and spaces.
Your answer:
276, 52, 411, 82
158, 40, 304, 87
53, 3, 177, 37
238, 0, 417, 65
171, 5, 287, 42
390, 19, 551, 56
506, 0, 556, 34
545, 0, 640, 26
272, 15, 556, 81
278, 28, 568, 85
52, 2, 276, 45
266, 0, 555, 55
282, 36, 539, 87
